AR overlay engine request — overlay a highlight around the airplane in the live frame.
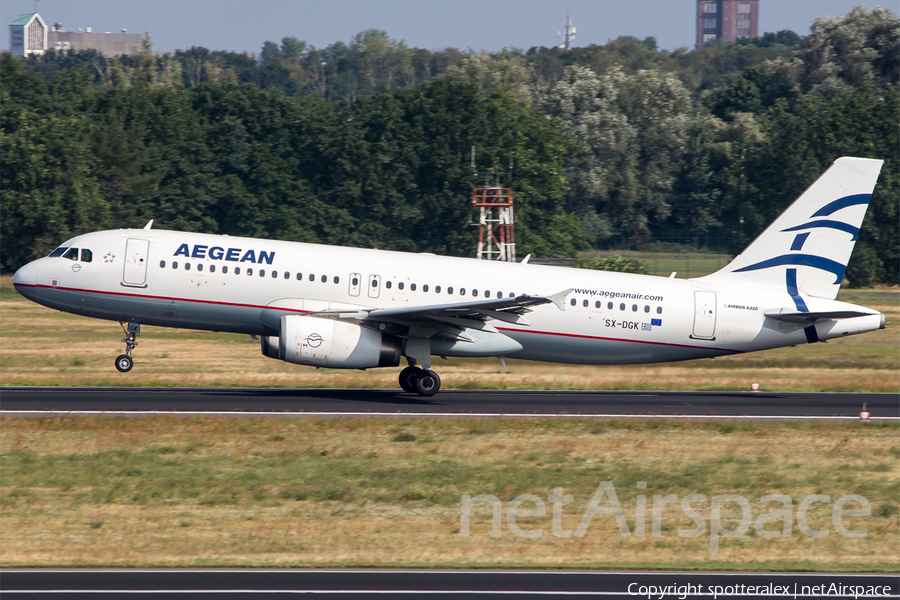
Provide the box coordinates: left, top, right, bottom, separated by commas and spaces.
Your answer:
12, 157, 886, 396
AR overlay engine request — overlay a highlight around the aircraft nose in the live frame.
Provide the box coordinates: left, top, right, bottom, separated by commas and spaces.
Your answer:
13, 260, 40, 295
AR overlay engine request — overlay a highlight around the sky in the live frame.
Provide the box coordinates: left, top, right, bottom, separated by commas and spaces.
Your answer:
2, 0, 892, 55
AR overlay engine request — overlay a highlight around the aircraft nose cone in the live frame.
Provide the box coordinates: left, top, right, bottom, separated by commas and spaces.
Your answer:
13, 260, 39, 296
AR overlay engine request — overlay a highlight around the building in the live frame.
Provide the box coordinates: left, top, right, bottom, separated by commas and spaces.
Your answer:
10, 13, 47, 56
48, 27, 144, 56
10, 13, 145, 56
696, 0, 759, 48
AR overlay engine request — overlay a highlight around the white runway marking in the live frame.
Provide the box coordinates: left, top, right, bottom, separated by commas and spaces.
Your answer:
6, 591, 897, 597
1, 410, 896, 421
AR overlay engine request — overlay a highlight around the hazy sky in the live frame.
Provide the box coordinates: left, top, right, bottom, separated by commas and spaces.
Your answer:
2, 1, 891, 55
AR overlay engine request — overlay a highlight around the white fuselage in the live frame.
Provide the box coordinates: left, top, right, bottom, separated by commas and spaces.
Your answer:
13, 228, 884, 366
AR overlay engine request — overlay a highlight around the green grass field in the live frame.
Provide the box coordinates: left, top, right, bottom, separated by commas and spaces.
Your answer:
1, 417, 897, 569
577, 249, 733, 279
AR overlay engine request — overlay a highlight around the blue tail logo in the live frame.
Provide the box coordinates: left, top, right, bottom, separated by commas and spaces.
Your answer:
731, 193, 870, 283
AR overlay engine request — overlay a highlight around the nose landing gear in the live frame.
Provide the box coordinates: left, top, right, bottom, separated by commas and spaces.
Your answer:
115, 322, 140, 373
398, 360, 441, 396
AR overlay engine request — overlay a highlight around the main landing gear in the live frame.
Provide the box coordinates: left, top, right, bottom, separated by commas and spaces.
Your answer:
399, 361, 441, 397
115, 322, 140, 373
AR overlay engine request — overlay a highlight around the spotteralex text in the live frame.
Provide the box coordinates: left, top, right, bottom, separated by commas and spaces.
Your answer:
628, 582, 893, 599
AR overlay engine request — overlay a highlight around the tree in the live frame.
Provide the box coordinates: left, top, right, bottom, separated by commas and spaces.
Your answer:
541, 65, 691, 244
799, 6, 899, 96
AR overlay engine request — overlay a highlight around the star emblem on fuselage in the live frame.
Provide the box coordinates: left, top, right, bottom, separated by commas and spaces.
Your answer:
103, 252, 115, 263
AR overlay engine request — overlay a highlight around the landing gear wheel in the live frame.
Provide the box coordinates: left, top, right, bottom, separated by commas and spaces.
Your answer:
115, 354, 133, 373
399, 366, 422, 393
414, 369, 441, 397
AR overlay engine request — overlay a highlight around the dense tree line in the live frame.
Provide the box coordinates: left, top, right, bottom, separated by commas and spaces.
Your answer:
2, 7, 897, 284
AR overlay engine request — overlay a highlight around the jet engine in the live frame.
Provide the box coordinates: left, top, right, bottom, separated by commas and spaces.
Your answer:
261, 315, 401, 369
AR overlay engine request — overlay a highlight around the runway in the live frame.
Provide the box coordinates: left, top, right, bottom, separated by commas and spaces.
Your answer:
2, 569, 897, 599
1, 387, 897, 420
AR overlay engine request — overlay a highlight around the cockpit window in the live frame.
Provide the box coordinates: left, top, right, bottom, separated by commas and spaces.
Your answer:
62, 248, 79, 261
81, 249, 92, 263
49, 247, 68, 258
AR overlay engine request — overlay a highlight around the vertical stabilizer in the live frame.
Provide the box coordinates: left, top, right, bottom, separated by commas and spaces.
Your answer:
699, 157, 883, 300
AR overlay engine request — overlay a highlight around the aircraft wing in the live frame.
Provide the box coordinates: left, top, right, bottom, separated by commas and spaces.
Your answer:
310, 289, 571, 329
764, 309, 874, 324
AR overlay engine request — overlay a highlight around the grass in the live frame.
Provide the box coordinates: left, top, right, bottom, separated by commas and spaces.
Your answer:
576, 249, 733, 279
1, 275, 897, 392
0, 416, 897, 569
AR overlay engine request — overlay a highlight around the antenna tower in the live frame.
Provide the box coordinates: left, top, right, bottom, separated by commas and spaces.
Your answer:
471, 147, 515, 262
558, 11, 576, 49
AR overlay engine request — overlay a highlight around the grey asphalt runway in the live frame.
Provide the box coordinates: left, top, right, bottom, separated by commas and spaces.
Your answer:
0, 387, 897, 420
1, 569, 897, 599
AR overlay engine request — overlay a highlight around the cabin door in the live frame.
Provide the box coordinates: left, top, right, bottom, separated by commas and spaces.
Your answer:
122, 238, 150, 287
691, 291, 717, 339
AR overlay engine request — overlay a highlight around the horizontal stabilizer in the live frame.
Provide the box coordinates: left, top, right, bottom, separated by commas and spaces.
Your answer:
764, 309, 873, 324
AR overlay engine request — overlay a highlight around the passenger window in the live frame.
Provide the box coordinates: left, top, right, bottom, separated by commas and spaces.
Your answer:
435, 286, 441, 293
284, 272, 289, 279
619, 303, 625, 311
510, 293, 515, 297
160, 260, 166, 268
371, 279, 378, 287
222, 266, 228, 274
172, 261, 178, 269
63, 248, 79, 261
235, 267, 240, 275
398, 282, 404, 290
472, 289, 478, 296
583, 299, 589, 307
657, 306, 663, 314
333, 276, 339, 284
410, 283, 416, 291
309, 274, 315, 282
49, 247, 68, 258
608, 302, 613, 310
448, 287, 454, 294
197, 264, 204, 272
460, 288, 466, 296
185, 263, 191, 271
272, 271, 277, 278
260, 270, 266, 277
484, 290, 490, 298
296, 273, 302, 280
632, 304, 638, 312
321, 275, 327, 283
423, 284, 429, 292
386, 281, 392, 289
644, 305, 650, 313
570, 298, 576, 306
247, 268, 253, 276
352, 277, 359, 286
497, 291, 502, 298
210, 265, 216, 273
81, 249, 92, 262
595, 301, 601, 308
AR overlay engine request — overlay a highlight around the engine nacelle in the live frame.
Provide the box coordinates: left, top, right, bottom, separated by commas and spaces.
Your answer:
261, 315, 401, 369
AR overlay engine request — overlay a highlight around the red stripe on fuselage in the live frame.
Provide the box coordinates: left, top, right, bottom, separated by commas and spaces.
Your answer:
16, 283, 743, 353
15, 283, 311, 314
